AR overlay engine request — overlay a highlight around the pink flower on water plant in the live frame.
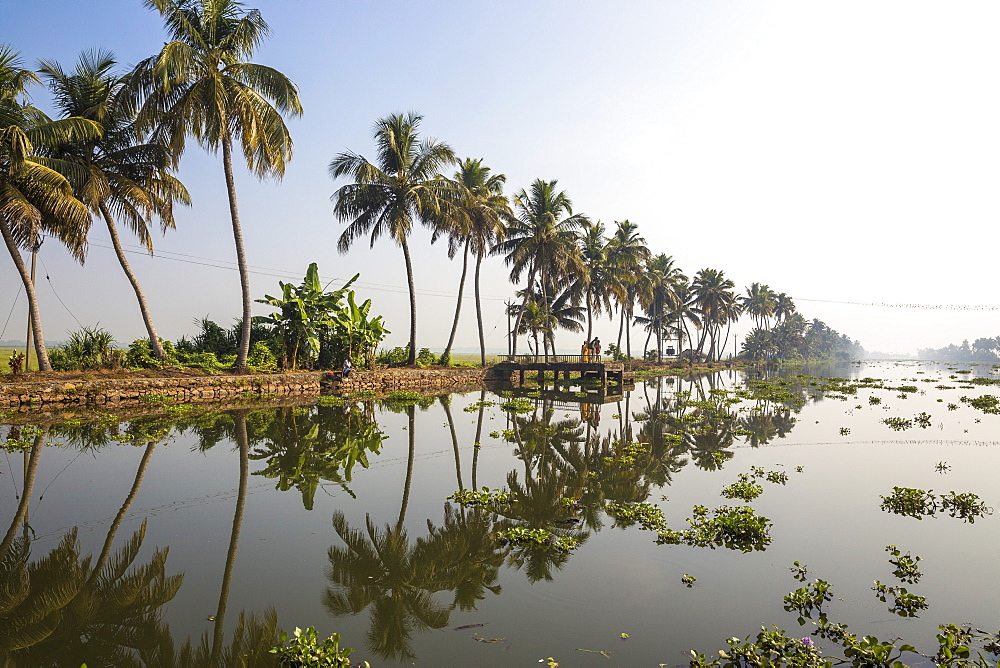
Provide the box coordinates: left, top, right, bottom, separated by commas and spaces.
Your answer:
801, 637, 814, 648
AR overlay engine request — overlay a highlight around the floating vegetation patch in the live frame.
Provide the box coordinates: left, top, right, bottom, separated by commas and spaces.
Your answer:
783, 579, 833, 620
885, 545, 922, 583
882, 416, 913, 431
656, 505, 772, 552
463, 399, 496, 412
880, 487, 993, 522
960, 394, 1000, 414
448, 487, 515, 508
872, 581, 928, 617
317, 395, 345, 406
494, 527, 578, 552
605, 501, 667, 531
721, 476, 764, 502
499, 398, 534, 413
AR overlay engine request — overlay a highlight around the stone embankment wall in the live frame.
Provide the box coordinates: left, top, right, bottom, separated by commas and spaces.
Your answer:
0, 372, 320, 409
329, 367, 511, 395
0, 367, 516, 411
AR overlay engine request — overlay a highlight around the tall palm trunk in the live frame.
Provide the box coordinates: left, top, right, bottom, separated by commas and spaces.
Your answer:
585, 287, 594, 342
625, 304, 633, 360
222, 133, 252, 371
441, 239, 470, 366
0, 220, 50, 371
475, 252, 486, 367
401, 235, 418, 366
510, 266, 536, 357
212, 410, 250, 663
99, 202, 167, 360
0, 427, 46, 557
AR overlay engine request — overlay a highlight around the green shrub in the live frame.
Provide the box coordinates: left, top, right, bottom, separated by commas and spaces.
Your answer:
51, 326, 122, 371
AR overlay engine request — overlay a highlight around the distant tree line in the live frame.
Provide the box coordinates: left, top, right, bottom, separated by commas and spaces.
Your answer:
917, 337, 1000, 363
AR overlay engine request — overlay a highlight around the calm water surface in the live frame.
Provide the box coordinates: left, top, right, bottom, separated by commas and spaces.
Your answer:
2, 360, 999, 666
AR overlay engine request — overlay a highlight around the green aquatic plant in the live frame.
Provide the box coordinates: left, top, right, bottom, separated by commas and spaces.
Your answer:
783, 579, 834, 619
499, 398, 534, 413
605, 501, 668, 531
448, 487, 515, 508
940, 491, 993, 523
879, 486, 936, 519
872, 581, 928, 617
270, 626, 367, 667
657, 505, 772, 552
495, 527, 578, 552
885, 545, 922, 583
960, 394, 1000, 414
720, 475, 764, 502
882, 416, 913, 431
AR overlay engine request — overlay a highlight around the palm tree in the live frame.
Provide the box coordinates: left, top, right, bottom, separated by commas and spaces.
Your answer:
690, 268, 738, 361
639, 254, 685, 362
1, 46, 99, 371
39, 49, 189, 361
492, 179, 587, 356
131, 0, 303, 370
741, 282, 776, 330
606, 220, 651, 359
773, 292, 796, 323
439, 158, 511, 366
576, 220, 624, 342
330, 112, 456, 366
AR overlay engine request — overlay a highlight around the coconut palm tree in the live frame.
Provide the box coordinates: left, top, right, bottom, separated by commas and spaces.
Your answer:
773, 292, 796, 323
606, 220, 651, 359
691, 268, 738, 361
130, 0, 303, 370
576, 220, 624, 342
39, 49, 189, 361
493, 179, 587, 356
330, 112, 456, 366
438, 158, 511, 366
741, 282, 776, 331
639, 254, 685, 362
1, 46, 100, 371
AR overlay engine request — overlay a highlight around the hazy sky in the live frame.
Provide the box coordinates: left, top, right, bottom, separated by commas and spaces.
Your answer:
3, 0, 999, 355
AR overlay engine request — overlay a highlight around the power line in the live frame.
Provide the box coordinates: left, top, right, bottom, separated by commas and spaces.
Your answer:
86, 240, 512, 301
0, 284, 22, 340
794, 297, 1000, 312
39, 257, 84, 328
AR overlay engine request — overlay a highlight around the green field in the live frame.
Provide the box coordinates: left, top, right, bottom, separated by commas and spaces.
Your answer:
0, 347, 39, 373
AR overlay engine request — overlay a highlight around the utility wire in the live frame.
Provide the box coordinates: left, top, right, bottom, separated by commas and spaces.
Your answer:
39, 257, 83, 328
0, 284, 22, 340
86, 240, 512, 301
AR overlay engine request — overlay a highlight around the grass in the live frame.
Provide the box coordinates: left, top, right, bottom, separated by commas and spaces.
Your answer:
0, 347, 40, 373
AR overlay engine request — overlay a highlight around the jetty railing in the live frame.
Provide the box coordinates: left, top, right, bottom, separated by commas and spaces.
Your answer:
498, 354, 603, 364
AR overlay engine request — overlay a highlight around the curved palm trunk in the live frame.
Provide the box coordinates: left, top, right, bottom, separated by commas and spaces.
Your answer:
0, 220, 50, 371
99, 202, 167, 360
212, 410, 250, 663
617, 306, 625, 353
397, 405, 416, 529
0, 427, 46, 557
89, 440, 157, 582
222, 133, 252, 371
473, 253, 490, 368
400, 236, 418, 366
441, 240, 470, 366
625, 305, 633, 360
474, 252, 486, 367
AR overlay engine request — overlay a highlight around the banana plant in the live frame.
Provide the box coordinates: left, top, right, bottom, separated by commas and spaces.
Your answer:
256, 264, 359, 369
335, 290, 390, 368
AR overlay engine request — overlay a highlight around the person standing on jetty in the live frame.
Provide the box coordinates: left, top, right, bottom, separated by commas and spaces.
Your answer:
592, 338, 602, 360
581, 340, 590, 362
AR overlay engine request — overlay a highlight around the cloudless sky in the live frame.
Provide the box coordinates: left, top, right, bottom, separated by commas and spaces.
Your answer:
3, 0, 999, 356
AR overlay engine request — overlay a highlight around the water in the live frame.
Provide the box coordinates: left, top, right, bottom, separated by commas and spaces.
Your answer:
2, 360, 999, 666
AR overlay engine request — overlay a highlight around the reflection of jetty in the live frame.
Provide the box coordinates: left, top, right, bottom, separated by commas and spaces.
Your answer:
494, 355, 633, 387
501, 383, 633, 404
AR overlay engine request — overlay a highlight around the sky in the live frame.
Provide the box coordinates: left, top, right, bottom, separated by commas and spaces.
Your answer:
3, 0, 999, 356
